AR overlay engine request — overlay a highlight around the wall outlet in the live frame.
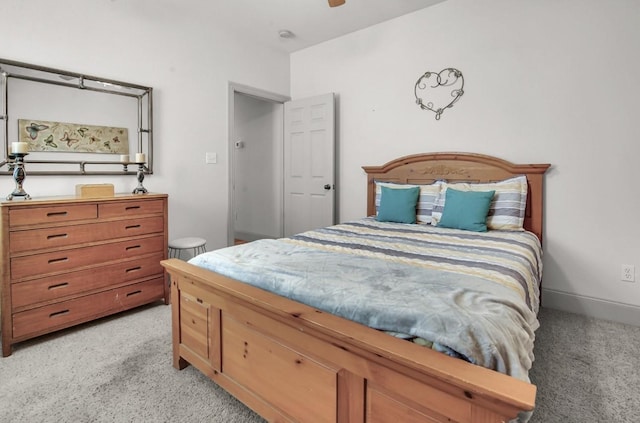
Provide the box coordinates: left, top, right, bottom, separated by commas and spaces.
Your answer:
621, 264, 635, 282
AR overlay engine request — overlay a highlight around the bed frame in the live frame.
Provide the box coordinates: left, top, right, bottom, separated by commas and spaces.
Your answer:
161, 152, 550, 423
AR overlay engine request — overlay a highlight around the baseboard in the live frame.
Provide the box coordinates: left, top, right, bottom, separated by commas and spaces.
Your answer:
541, 288, 640, 327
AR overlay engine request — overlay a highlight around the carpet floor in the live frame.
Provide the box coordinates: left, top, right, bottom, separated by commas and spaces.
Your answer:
0, 304, 638, 422
0, 304, 263, 423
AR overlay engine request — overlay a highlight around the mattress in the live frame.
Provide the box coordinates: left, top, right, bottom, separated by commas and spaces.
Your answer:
189, 217, 543, 383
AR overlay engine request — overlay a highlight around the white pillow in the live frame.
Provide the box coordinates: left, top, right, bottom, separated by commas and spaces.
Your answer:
431, 175, 528, 230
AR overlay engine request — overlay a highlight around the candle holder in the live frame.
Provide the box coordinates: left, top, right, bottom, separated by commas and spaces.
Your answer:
7, 153, 16, 172
132, 162, 148, 194
7, 152, 31, 200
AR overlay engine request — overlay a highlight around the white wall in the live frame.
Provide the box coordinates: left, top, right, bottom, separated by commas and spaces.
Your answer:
291, 0, 640, 323
0, 0, 290, 252
3, 0, 638, 323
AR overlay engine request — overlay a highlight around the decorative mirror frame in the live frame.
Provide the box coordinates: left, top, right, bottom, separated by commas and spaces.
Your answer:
0, 58, 153, 175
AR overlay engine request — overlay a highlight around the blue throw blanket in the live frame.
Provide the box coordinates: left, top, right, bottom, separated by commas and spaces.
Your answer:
190, 218, 542, 384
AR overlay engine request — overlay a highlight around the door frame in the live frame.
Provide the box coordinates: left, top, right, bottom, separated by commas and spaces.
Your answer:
227, 82, 290, 246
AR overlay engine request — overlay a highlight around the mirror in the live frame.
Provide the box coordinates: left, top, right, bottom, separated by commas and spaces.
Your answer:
0, 58, 153, 175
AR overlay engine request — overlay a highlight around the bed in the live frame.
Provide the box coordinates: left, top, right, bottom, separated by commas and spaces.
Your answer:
161, 152, 550, 423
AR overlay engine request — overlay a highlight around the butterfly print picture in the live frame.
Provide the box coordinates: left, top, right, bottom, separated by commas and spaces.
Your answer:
25, 123, 49, 139
17, 119, 130, 154
43, 135, 57, 148
60, 132, 79, 148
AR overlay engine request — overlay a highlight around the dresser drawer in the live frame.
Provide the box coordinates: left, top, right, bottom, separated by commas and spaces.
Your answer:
9, 204, 97, 227
99, 199, 164, 218
11, 235, 165, 280
11, 253, 164, 310
10, 216, 165, 254
12, 277, 166, 339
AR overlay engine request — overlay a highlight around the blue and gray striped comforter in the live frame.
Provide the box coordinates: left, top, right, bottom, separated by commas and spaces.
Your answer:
189, 217, 542, 382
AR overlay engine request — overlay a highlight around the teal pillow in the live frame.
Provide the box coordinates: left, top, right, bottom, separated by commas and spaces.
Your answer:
438, 188, 495, 232
376, 186, 420, 224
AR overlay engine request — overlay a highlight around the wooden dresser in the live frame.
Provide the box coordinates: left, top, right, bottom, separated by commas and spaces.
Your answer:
0, 193, 169, 357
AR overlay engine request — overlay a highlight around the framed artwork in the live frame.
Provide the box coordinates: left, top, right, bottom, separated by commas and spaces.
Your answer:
18, 119, 129, 154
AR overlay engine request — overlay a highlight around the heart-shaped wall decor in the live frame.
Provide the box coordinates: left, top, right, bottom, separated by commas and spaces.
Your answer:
414, 68, 464, 120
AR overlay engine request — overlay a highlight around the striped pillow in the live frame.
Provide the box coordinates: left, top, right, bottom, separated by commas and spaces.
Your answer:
375, 181, 443, 224
431, 175, 528, 230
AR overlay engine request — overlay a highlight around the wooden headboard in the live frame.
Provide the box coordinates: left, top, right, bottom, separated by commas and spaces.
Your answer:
362, 152, 550, 241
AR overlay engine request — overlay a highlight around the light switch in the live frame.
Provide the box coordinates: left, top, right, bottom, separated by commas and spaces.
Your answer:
205, 152, 217, 164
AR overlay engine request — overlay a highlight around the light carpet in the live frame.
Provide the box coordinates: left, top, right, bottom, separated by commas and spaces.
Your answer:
1, 304, 639, 422
0, 304, 263, 422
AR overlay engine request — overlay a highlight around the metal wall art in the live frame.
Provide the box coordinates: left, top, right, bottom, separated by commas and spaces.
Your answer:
414, 68, 464, 120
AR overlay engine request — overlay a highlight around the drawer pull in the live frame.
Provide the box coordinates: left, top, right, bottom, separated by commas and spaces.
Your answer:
49, 309, 70, 318
126, 290, 142, 297
48, 282, 69, 290
47, 233, 68, 240
196, 298, 203, 304
125, 266, 142, 273
125, 224, 141, 230
47, 211, 68, 217
125, 206, 141, 211
48, 257, 69, 264
125, 245, 141, 251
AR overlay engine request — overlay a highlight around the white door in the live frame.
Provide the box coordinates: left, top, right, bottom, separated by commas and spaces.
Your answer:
284, 93, 335, 237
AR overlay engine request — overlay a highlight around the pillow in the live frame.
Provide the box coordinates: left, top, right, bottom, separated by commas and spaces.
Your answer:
431, 175, 528, 230
375, 181, 442, 224
438, 188, 495, 232
376, 185, 420, 224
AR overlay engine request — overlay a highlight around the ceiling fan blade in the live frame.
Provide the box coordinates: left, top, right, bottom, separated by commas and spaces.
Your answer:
328, 0, 346, 7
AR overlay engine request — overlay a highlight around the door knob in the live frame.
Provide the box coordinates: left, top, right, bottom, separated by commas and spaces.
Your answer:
324, 184, 331, 190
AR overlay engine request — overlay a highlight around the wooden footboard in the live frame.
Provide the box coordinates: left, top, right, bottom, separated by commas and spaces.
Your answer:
162, 258, 535, 423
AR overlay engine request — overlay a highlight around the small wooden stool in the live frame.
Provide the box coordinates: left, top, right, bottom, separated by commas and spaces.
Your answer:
168, 237, 207, 259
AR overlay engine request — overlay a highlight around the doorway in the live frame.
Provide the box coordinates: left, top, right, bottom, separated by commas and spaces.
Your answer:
228, 83, 289, 246
228, 83, 336, 246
